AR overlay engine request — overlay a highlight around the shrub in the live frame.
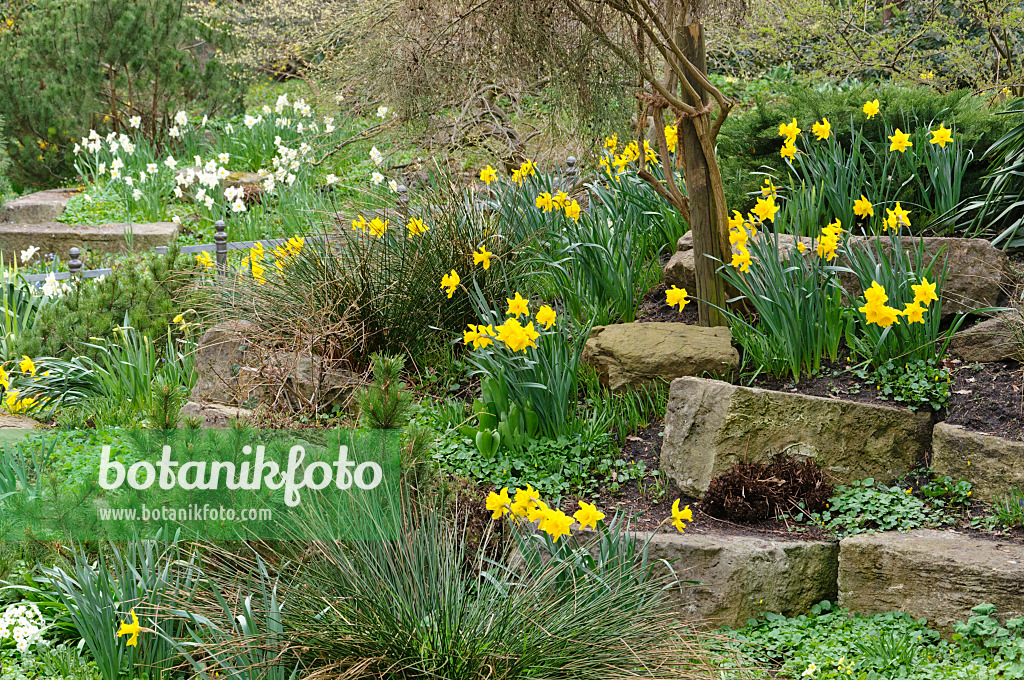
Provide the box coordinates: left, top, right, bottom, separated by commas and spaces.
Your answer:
0, 113, 11, 204
0, 0, 240, 186
13, 247, 196, 360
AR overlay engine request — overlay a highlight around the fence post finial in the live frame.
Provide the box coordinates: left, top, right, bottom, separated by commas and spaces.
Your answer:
566, 156, 578, 186
68, 247, 83, 277
214, 220, 227, 276
397, 185, 409, 217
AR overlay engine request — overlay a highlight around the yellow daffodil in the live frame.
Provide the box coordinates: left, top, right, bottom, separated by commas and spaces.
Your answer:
901, 302, 926, 324
495, 317, 538, 352
195, 251, 213, 270
752, 195, 779, 223
486, 488, 512, 519
664, 124, 678, 153
920, 70, 935, 80
666, 285, 689, 311
864, 281, 888, 306
797, 242, 807, 253
526, 497, 549, 522
117, 610, 142, 647
511, 485, 540, 517
441, 270, 459, 298
0, 367, 8, 391
780, 140, 798, 161
19, 356, 35, 376
463, 324, 493, 350
929, 123, 953, 148
552, 191, 569, 210
511, 168, 523, 184
173, 314, 184, 324
811, 118, 831, 140
760, 178, 778, 198
728, 210, 745, 231
536, 305, 557, 329
479, 165, 497, 185
574, 501, 605, 530
506, 292, 529, 318
884, 202, 911, 231
731, 245, 752, 272
671, 499, 693, 533
539, 508, 573, 542
407, 217, 429, 237
535, 192, 554, 212
352, 215, 368, 233
368, 217, 388, 238
863, 99, 880, 119
604, 134, 617, 151
912, 277, 938, 306
888, 128, 913, 153
853, 195, 874, 219
779, 118, 801, 141
473, 246, 493, 270
564, 199, 581, 222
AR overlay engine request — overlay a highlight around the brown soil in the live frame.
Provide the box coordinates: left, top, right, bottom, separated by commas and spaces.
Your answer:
945, 362, 1024, 441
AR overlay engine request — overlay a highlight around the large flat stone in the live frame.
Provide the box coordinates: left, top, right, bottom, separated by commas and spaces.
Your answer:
838, 530, 1024, 634
932, 423, 1024, 501
0, 221, 178, 260
950, 311, 1021, 363
0, 188, 79, 224
582, 322, 739, 391
662, 377, 933, 497
640, 530, 839, 629
180, 401, 253, 428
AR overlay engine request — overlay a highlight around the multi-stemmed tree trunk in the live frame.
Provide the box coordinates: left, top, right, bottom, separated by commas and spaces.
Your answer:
564, 0, 734, 327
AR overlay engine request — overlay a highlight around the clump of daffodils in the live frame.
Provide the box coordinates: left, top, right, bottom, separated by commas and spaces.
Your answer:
459, 292, 557, 354
487, 486, 692, 542
534, 190, 582, 222
858, 278, 937, 329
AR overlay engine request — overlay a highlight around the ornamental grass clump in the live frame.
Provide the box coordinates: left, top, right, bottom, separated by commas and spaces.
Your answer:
167, 494, 726, 680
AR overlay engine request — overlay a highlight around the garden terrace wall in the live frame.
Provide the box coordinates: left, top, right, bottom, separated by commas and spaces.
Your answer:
638, 530, 839, 629
0, 188, 78, 224
931, 423, 1024, 501
0, 221, 178, 260
661, 377, 934, 498
838, 529, 1024, 635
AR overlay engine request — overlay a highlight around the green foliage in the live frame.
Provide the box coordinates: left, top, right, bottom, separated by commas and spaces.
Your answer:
971, 105, 1024, 249
1, 645, 102, 680
723, 599, 1024, 680
458, 376, 540, 457
809, 476, 970, 538
29, 539, 201, 680
0, 0, 241, 186
0, 270, 48, 362
355, 352, 413, 430
721, 230, 846, 381
866, 358, 951, 411
992, 487, 1024, 529
13, 249, 193, 359
146, 375, 183, 430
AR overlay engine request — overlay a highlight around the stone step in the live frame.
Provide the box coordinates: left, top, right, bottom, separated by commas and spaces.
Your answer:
0, 188, 79, 224
0, 221, 179, 260
582, 322, 739, 392
838, 529, 1024, 634
662, 376, 934, 498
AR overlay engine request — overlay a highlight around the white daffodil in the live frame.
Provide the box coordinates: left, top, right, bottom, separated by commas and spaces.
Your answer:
174, 110, 188, 126
371, 172, 384, 185
326, 174, 338, 185
369, 146, 383, 166
377, 105, 388, 118
19, 246, 39, 264
129, 116, 141, 129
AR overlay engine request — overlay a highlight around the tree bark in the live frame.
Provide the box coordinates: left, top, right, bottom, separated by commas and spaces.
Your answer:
677, 23, 728, 327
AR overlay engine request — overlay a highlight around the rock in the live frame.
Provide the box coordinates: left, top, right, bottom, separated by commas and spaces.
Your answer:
582, 323, 739, 391
179, 401, 253, 428
0, 188, 79, 224
931, 423, 1024, 501
190, 320, 356, 409
662, 377, 933, 497
950, 311, 1021, 363
0, 414, 40, 428
838, 530, 1024, 634
0, 221, 179, 261
665, 234, 1011, 319
841, 236, 1010, 318
640, 530, 839, 628
190, 320, 254, 405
